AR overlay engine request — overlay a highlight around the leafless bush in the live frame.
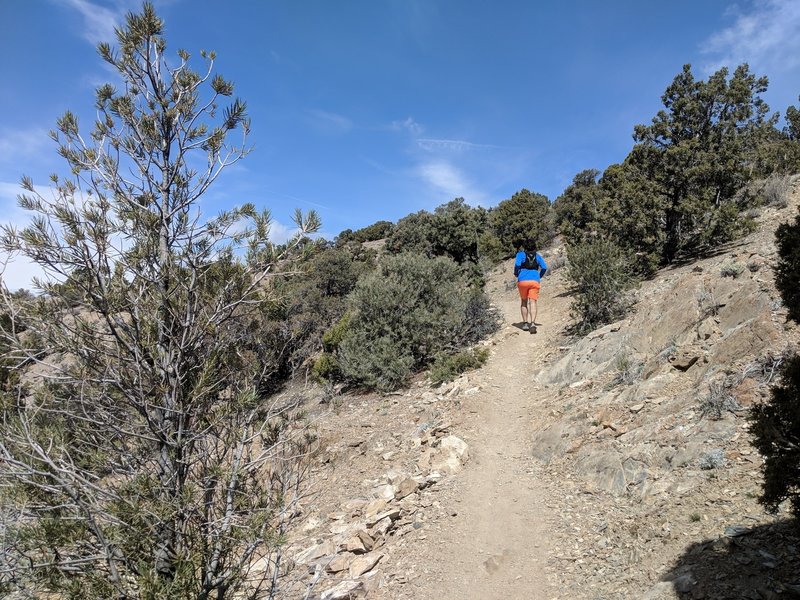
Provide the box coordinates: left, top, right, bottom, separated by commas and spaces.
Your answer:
697, 284, 722, 318
612, 353, 644, 386
699, 448, 727, 470
700, 381, 742, 420
761, 174, 792, 208
545, 253, 567, 272
720, 261, 744, 278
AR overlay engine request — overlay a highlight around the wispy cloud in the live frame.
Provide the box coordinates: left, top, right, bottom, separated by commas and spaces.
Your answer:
416, 138, 506, 153
701, 0, 800, 73
305, 109, 353, 134
56, 0, 127, 44
416, 161, 486, 204
390, 117, 424, 136
0, 128, 50, 164
381, 116, 518, 205
262, 188, 330, 211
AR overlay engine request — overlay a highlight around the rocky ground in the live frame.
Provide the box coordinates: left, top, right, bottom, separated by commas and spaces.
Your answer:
283, 177, 800, 600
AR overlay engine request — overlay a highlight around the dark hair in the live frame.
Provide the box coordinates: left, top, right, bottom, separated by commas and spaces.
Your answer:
524, 239, 537, 253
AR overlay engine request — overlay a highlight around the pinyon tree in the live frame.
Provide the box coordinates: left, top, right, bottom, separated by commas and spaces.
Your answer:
0, 4, 319, 599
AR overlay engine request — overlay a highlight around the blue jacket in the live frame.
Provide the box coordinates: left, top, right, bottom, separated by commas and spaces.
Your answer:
515, 251, 547, 282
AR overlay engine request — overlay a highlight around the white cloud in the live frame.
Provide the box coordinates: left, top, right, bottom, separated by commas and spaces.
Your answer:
58, 0, 124, 44
305, 109, 353, 134
416, 161, 486, 204
416, 138, 503, 153
391, 117, 424, 136
268, 219, 306, 244
0, 128, 50, 164
382, 117, 506, 205
702, 0, 800, 73
0, 181, 45, 291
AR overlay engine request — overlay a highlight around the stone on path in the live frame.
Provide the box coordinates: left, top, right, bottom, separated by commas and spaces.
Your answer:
320, 580, 364, 600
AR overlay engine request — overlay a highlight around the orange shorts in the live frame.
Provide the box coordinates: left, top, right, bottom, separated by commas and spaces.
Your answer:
518, 280, 541, 301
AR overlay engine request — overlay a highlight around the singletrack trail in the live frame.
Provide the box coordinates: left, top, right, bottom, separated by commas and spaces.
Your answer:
393, 262, 572, 600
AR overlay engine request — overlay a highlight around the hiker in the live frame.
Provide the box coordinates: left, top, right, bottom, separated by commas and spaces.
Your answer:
514, 241, 547, 333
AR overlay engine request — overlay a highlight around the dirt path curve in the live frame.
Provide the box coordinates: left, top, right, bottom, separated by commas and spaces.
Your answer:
396, 263, 572, 600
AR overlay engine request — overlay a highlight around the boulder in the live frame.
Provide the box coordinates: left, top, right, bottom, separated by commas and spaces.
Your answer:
295, 540, 336, 565
342, 528, 375, 554
349, 552, 384, 578
373, 484, 395, 500
365, 508, 401, 528
320, 580, 364, 600
669, 350, 700, 371
364, 499, 388, 520
369, 516, 394, 537
419, 435, 471, 474
395, 478, 419, 499
439, 435, 469, 460
325, 552, 353, 573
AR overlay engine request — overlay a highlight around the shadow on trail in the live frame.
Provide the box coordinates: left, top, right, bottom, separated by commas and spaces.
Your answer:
512, 322, 544, 332
655, 519, 800, 599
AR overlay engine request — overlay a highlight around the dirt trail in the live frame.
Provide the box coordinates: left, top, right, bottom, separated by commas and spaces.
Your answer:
398, 263, 572, 600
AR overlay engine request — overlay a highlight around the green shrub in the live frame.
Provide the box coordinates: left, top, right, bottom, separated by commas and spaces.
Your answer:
565, 238, 638, 333
750, 354, 800, 518
387, 199, 488, 268
750, 205, 800, 521
429, 347, 490, 385
458, 291, 501, 346
310, 247, 362, 297
775, 208, 800, 322
322, 312, 351, 351
353, 220, 394, 242
553, 169, 602, 242
311, 351, 340, 382
337, 254, 477, 391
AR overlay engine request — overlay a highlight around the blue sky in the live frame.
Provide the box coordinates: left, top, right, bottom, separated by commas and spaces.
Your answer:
1, 0, 800, 289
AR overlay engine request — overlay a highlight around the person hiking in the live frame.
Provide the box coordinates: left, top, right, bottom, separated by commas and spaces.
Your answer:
514, 241, 547, 333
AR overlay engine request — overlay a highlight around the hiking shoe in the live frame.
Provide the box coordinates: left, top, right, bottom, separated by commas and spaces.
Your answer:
531, 325, 537, 334
522, 322, 530, 331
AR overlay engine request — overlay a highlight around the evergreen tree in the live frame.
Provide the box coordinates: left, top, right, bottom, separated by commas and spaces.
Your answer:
553, 169, 601, 244
775, 209, 800, 322
630, 64, 772, 262
750, 207, 800, 522
490, 188, 551, 251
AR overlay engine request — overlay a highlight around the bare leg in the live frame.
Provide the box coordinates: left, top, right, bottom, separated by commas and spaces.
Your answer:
532, 298, 538, 325
520, 298, 529, 324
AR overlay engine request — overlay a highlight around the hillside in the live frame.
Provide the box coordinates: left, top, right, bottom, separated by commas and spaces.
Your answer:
285, 177, 800, 600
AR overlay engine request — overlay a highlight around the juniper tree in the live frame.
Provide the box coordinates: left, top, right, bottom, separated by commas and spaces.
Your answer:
0, 4, 318, 598
750, 207, 800, 522
490, 188, 551, 253
630, 63, 774, 263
